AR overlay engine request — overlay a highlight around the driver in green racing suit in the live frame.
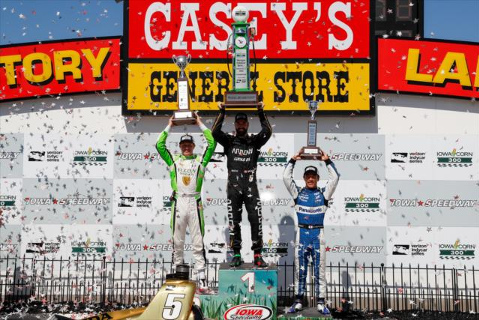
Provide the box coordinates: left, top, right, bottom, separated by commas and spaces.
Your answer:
156, 115, 216, 292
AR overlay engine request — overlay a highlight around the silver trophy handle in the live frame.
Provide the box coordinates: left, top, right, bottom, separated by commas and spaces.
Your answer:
172, 55, 178, 65
186, 54, 191, 64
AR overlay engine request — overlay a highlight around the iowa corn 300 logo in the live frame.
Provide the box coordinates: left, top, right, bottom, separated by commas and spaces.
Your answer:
73, 147, 108, 166
258, 148, 288, 167
344, 194, 380, 212
436, 148, 473, 167
439, 240, 475, 260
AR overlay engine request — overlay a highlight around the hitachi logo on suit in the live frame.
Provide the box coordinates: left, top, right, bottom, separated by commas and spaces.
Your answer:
331, 153, 382, 161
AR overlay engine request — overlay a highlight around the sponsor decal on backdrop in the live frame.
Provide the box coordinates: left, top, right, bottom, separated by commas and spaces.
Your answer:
208, 242, 226, 254
115, 242, 194, 252
162, 196, 173, 208
262, 239, 288, 257
24, 197, 109, 205
258, 148, 288, 167
115, 151, 159, 161
391, 152, 426, 164
0, 243, 18, 253
71, 240, 107, 255
0, 152, 20, 160
73, 148, 108, 166
436, 149, 473, 167
0, 37, 121, 101
26, 242, 60, 254
205, 197, 291, 207
224, 304, 273, 320
439, 240, 475, 260
0, 195, 16, 208
331, 152, 382, 161
393, 244, 429, 256
118, 196, 152, 208
28, 150, 63, 162
326, 245, 383, 253
389, 198, 478, 208
344, 194, 380, 212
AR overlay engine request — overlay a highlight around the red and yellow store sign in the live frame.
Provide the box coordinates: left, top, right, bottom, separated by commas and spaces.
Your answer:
0, 37, 120, 101
378, 38, 479, 99
123, 0, 373, 114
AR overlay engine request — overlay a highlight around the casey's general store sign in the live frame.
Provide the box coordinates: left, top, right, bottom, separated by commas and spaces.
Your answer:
378, 38, 479, 99
0, 38, 120, 101
123, 0, 372, 113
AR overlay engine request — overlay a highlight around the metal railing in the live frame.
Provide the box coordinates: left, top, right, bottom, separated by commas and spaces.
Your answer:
1, 255, 477, 313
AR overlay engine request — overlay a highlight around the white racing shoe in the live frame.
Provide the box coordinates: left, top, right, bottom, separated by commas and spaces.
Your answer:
317, 302, 331, 315
288, 299, 303, 313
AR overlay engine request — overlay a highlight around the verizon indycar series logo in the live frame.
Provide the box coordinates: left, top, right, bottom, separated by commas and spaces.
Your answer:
439, 240, 475, 260
391, 152, 426, 164
436, 149, 473, 167
26, 242, 60, 254
344, 194, 380, 212
73, 148, 108, 165
118, 196, 152, 208
389, 198, 477, 208
115, 151, 159, 161
326, 245, 383, 253
224, 304, 273, 320
28, 150, 63, 162
331, 153, 382, 161
258, 148, 288, 167
393, 244, 429, 256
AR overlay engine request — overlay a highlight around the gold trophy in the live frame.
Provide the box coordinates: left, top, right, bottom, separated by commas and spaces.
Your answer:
299, 100, 322, 159
172, 54, 196, 125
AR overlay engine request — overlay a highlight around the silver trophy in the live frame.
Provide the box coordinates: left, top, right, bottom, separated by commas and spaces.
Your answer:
172, 54, 196, 125
299, 100, 322, 159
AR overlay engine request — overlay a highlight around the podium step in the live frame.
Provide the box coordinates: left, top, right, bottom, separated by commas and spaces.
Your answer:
198, 262, 278, 319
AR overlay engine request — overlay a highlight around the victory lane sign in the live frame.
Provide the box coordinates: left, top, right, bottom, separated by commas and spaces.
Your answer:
122, 0, 373, 114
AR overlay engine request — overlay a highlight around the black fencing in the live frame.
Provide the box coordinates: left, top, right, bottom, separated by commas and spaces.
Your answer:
0, 255, 477, 313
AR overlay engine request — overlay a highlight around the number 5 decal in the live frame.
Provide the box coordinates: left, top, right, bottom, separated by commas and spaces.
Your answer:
162, 293, 185, 319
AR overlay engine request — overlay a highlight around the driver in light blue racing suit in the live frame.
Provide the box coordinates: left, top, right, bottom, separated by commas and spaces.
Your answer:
283, 149, 339, 315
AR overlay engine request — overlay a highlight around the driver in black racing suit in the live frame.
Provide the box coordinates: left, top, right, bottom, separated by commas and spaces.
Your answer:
212, 103, 272, 268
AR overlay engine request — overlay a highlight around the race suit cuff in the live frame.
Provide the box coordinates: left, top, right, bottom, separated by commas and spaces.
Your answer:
199, 123, 207, 131
289, 158, 296, 164
324, 159, 332, 165
164, 125, 171, 133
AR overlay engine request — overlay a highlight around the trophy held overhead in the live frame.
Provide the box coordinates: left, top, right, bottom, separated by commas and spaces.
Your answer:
222, 5, 261, 110
172, 54, 197, 125
299, 100, 323, 160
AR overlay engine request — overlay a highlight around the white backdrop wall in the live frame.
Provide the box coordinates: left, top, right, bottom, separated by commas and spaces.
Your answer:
1, 92, 478, 269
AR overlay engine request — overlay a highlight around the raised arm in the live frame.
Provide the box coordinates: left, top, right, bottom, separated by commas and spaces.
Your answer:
283, 151, 301, 200
320, 152, 340, 200
156, 117, 175, 166
254, 104, 272, 147
211, 104, 230, 147
197, 116, 217, 167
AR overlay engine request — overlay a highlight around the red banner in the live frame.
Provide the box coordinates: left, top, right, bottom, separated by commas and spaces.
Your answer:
0, 38, 121, 101
378, 38, 479, 99
127, 0, 370, 60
